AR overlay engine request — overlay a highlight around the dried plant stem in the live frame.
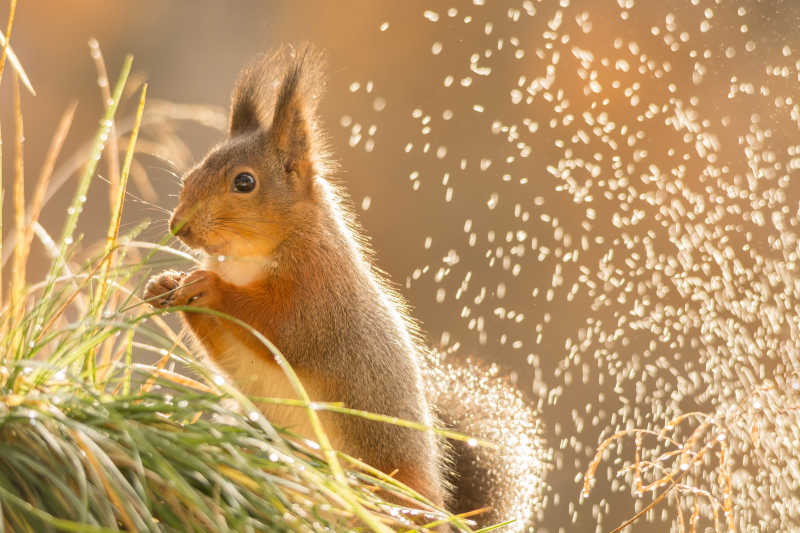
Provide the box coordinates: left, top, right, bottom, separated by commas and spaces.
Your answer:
0, 0, 16, 85
24, 103, 77, 253
0, 0, 13, 318
0, 122, 4, 311
10, 71, 25, 329
610, 479, 680, 533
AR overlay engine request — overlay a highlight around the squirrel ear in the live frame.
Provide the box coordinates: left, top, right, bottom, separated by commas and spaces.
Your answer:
270, 61, 313, 180
229, 69, 264, 136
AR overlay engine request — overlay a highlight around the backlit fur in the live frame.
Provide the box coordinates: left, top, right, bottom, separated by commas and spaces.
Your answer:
144, 46, 547, 528
166, 46, 445, 505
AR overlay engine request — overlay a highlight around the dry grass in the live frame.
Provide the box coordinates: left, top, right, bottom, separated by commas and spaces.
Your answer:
0, 28, 494, 533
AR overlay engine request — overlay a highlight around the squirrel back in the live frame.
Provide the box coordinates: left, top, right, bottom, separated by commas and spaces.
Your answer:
146, 46, 546, 529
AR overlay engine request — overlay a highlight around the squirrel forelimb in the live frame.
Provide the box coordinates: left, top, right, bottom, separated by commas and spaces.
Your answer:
143, 46, 546, 522
144, 270, 222, 308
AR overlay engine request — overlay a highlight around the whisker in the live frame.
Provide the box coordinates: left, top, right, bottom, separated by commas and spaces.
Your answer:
149, 165, 183, 184
96, 173, 172, 214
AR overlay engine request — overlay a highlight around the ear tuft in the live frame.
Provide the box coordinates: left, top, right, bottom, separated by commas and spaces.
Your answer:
271, 57, 310, 176
229, 45, 327, 182
229, 66, 265, 136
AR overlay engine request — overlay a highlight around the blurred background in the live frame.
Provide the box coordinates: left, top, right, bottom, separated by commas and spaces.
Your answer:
2, 0, 799, 531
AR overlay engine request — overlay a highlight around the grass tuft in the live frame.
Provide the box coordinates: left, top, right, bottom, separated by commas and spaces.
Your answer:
0, 39, 488, 533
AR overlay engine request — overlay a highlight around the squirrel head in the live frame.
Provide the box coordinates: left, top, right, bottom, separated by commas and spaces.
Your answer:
170, 46, 326, 262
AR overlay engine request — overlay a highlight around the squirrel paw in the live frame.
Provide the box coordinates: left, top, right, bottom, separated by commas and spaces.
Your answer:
171, 270, 221, 307
144, 270, 221, 308
144, 270, 187, 308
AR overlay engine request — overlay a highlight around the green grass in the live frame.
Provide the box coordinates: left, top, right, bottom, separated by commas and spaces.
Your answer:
0, 32, 488, 533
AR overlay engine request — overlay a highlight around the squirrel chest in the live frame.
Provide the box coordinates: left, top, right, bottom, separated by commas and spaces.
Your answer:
204, 255, 347, 450
144, 48, 545, 525
144, 48, 449, 508
212, 327, 345, 449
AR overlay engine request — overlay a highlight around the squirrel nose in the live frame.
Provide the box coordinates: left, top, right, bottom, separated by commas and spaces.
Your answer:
170, 215, 191, 238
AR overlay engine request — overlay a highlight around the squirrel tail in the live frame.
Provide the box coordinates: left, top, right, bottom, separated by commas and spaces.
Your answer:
425, 352, 548, 532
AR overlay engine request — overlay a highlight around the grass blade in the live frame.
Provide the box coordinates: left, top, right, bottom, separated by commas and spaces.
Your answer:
38, 55, 132, 329
55, 54, 132, 264
0, 122, 4, 311
93, 84, 147, 381
97, 84, 147, 308
0, 31, 35, 95
0, 0, 17, 87
10, 70, 25, 329
88, 39, 121, 212
24, 103, 78, 254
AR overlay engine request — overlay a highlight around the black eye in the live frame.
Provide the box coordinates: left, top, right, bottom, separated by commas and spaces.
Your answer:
233, 172, 256, 193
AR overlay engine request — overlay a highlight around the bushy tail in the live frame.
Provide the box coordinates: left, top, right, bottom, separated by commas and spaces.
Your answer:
425, 352, 548, 532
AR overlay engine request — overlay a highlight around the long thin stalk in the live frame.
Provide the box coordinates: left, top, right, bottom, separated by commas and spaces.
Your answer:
9, 71, 24, 330
88, 39, 121, 212
0, 0, 17, 86
97, 84, 147, 308
0, 122, 4, 311
0, 0, 13, 320
55, 55, 132, 263
37, 55, 132, 329
24, 103, 78, 253
168, 305, 395, 533
93, 85, 147, 381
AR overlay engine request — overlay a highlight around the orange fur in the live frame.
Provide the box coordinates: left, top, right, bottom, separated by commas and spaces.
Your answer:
145, 48, 545, 527
145, 46, 446, 507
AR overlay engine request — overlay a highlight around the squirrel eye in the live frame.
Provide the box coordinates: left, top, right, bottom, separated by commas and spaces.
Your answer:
233, 172, 256, 193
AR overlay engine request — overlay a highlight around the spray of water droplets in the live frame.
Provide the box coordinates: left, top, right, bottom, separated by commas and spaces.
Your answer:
344, 0, 798, 530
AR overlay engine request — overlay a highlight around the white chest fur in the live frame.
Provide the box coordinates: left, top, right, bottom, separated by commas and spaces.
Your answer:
205, 254, 275, 287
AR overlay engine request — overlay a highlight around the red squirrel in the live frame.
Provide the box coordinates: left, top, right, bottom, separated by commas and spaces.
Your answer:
145, 46, 545, 529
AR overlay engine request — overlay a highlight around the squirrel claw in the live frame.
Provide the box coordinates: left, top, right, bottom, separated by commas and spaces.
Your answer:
144, 270, 219, 308
173, 270, 219, 307
144, 270, 186, 308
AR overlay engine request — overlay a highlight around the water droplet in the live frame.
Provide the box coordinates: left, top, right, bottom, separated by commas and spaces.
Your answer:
423, 10, 440, 22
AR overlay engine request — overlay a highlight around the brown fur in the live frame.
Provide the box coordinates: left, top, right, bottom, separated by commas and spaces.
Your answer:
145, 46, 445, 506
145, 46, 547, 529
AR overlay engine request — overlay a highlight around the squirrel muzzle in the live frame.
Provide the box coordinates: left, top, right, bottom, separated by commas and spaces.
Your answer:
169, 201, 233, 256
169, 204, 206, 251
169, 212, 192, 241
